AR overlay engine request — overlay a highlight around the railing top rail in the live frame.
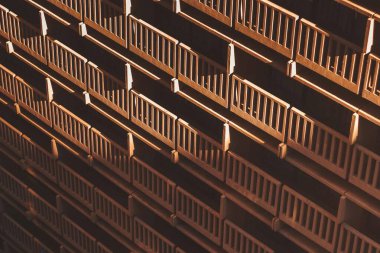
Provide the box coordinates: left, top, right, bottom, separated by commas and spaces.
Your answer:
0, 64, 16, 77
177, 118, 222, 148
290, 107, 348, 140
15, 76, 47, 98
299, 18, 361, 51
369, 53, 380, 62
0, 117, 23, 135
129, 15, 179, 43
227, 151, 281, 185
133, 156, 175, 186
87, 61, 124, 85
342, 223, 380, 248
94, 187, 130, 213
91, 128, 128, 152
282, 185, 336, 220
134, 217, 176, 246
233, 75, 290, 108
52, 102, 91, 128
178, 42, 225, 70
7, 11, 40, 33
260, 0, 299, 19
47, 38, 88, 62
131, 90, 178, 119
177, 186, 220, 215
0, 4, 9, 12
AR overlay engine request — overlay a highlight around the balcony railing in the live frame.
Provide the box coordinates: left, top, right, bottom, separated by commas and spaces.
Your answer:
287, 108, 351, 179
0, 64, 16, 101
362, 54, 380, 106
61, 215, 97, 253
52, 102, 91, 153
94, 188, 133, 239
128, 16, 178, 76
97, 243, 113, 253
279, 186, 338, 252
296, 19, 365, 94
134, 217, 176, 253
58, 163, 94, 210
1, 214, 35, 252
28, 189, 61, 233
83, 0, 126, 46
22, 136, 58, 183
178, 43, 230, 108
349, 144, 380, 200
7, 12, 47, 63
90, 128, 131, 182
47, 0, 82, 20
176, 186, 222, 245
182, 0, 234, 26
15, 77, 52, 126
226, 151, 281, 215
130, 90, 177, 149
0, 117, 24, 156
34, 238, 55, 253
231, 75, 289, 141
337, 223, 380, 253
87, 62, 129, 118
47, 38, 87, 90
223, 220, 274, 253
235, 0, 298, 58
0, 5, 9, 39
177, 119, 225, 181
0, 166, 29, 208
132, 156, 176, 212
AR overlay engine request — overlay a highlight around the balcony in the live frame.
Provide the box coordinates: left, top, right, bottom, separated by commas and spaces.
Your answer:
47, 38, 87, 90
46, 0, 82, 20
1, 213, 38, 252
223, 219, 274, 253
181, 0, 234, 26
177, 118, 226, 181
90, 128, 131, 182
225, 151, 281, 215
296, 18, 365, 94
132, 156, 176, 212
15, 76, 52, 127
175, 186, 223, 245
134, 217, 176, 253
287, 107, 351, 179
0, 165, 29, 208
362, 54, 380, 106
0, 4, 9, 39
28, 189, 61, 233
58, 163, 94, 211
0, 64, 17, 102
7, 12, 47, 64
0, 117, 24, 156
128, 15, 178, 77
230, 74, 290, 142
52, 102, 91, 153
130, 90, 177, 149
87, 62, 129, 118
279, 186, 338, 252
178, 42, 230, 108
61, 215, 97, 253
83, 0, 126, 46
235, 0, 298, 58
337, 223, 380, 253
349, 144, 380, 200
22, 135, 58, 183
94, 188, 133, 239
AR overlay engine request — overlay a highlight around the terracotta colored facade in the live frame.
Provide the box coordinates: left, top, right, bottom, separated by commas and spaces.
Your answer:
0, 0, 379, 252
